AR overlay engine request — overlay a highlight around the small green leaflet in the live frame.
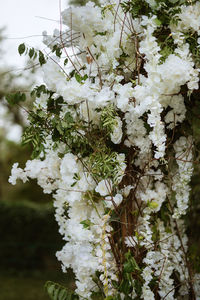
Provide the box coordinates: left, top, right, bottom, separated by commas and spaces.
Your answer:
39, 50, 46, 66
80, 219, 94, 229
64, 112, 74, 123
154, 18, 162, 26
64, 58, 68, 66
52, 45, 62, 58
75, 73, 88, 84
124, 251, 141, 273
29, 48, 35, 59
18, 43, 26, 55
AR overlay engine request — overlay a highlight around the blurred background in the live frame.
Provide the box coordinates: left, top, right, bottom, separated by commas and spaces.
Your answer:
0, 1, 75, 299
0, 0, 199, 299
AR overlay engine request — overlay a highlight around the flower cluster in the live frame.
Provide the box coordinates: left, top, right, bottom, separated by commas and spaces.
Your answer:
9, 0, 200, 299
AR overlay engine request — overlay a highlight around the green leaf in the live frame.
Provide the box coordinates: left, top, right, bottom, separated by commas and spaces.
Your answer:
82, 74, 88, 81
47, 284, 55, 299
134, 279, 142, 297
75, 73, 83, 83
74, 73, 88, 84
6, 92, 26, 106
31, 84, 49, 97
70, 181, 77, 187
18, 43, 26, 55
80, 219, 93, 229
130, 257, 140, 271
33, 51, 38, 60
64, 112, 74, 124
52, 45, 62, 58
119, 279, 131, 295
64, 58, 68, 65
73, 173, 80, 181
95, 31, 107, 36
124, 296, 132, 300
39, 50, 46, 65
56, 122, 64, 135
29, 48, 35, 59
154, 18, 162, 26
58, 289, 67, 300
124, 260, 135, 273
124, 251, 140, 273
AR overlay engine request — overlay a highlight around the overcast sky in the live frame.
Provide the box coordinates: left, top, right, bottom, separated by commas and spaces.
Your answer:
0, 0, 67, 68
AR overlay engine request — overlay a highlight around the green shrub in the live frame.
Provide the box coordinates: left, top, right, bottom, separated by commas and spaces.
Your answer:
0, 201, 64, 270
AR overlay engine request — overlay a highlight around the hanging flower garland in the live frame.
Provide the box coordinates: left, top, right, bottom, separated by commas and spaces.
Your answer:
9, 0, 200, 299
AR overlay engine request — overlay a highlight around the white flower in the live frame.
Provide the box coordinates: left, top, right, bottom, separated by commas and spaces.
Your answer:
115, 153, 126, 183
125, 236, 138, 248
93, 86, 115, 107
178, 2, 200, 33
42, 58, 66, 92
145, 0, 156, 8
121, 185, 133, 197
113, 83, 133, 112
110, 117, 123, 144
9, 163, 28, 185
95, 179, 112, 196
62, 3, 104, 37
60, 153, 78, 186
194, 273, 200, 297
58, 77, 94, 105
142, 285, 155, 300
34, 94, 48, 110
157, 54, 192, 93
142, 267, 153, 285
104, 193, 123, 209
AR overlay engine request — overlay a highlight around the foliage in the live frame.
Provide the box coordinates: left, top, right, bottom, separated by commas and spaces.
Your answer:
18, 43, 46, 66
6, 91, 26, 106
45, 281, 79, 300
100, 105, 118, 134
